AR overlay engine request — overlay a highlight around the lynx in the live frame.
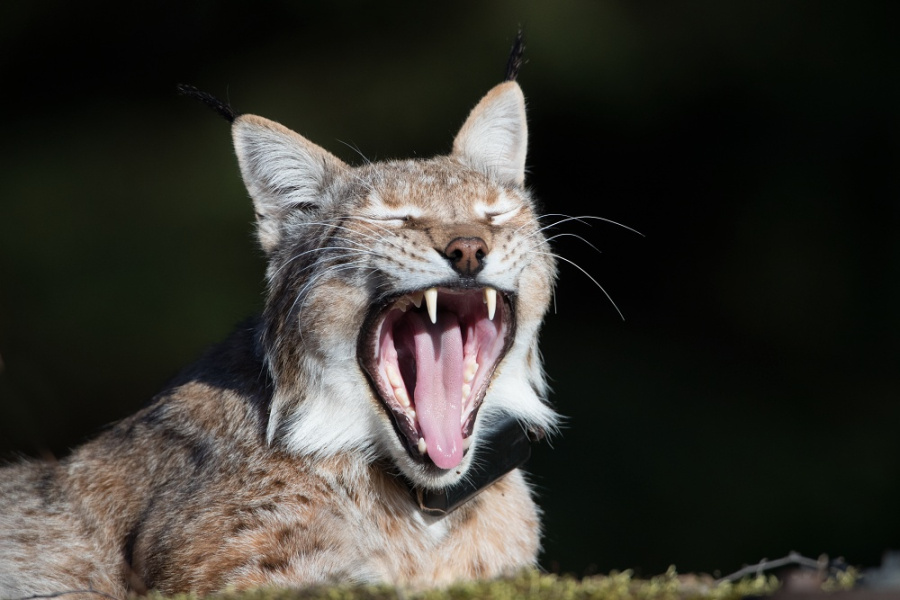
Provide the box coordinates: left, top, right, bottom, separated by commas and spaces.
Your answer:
0, 58, 560, 596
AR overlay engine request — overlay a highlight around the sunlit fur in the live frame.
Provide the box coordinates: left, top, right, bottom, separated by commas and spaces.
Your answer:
0, 81, 559, 596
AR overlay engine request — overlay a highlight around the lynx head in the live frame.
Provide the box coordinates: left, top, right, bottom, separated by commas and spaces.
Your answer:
232, 81, 558, 489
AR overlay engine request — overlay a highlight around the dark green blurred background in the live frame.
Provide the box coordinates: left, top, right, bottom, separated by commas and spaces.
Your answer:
1, 0, 898, 578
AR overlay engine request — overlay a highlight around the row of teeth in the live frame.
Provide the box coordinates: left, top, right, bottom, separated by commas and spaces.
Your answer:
385, 363, 411, 409
385, 357, 479, 415
395, 287, 497, 323
417, 435, 472, 456
386, 355, 479, 459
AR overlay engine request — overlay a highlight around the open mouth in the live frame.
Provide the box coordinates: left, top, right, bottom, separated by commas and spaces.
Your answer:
359, 286, 513, 471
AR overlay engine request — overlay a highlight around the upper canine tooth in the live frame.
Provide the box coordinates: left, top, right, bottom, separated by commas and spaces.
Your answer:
424, 288, 438, 324
484, 287, 497, 321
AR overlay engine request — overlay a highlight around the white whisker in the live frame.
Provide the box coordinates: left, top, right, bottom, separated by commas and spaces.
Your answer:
529, 249, 624, 321
538, 213, 644, 237
300, 220, 404, 251
271, 245, 382, 279
336, 139, 373, 165
544, 232, 603, 256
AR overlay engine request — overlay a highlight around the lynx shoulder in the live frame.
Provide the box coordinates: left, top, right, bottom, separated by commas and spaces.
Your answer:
0, 77, 558, 596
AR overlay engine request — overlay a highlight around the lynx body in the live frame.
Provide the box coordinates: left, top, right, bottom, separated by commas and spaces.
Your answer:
0, 79, 558, 596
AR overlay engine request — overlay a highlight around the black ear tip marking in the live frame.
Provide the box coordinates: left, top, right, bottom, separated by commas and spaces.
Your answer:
504, 30, 526, 82
177, 84, 240, 123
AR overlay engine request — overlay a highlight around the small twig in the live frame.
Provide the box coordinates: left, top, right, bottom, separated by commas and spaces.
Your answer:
717, 551, 830, 584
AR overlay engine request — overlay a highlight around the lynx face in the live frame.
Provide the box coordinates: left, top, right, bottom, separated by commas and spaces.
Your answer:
233, 82, 557, 489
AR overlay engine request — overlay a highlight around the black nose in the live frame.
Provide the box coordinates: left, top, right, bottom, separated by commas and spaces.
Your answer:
443, 237, 488, 277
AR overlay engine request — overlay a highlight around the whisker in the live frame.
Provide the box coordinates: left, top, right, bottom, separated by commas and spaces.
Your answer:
294, 263, 376, 312
544, 232, 603, 256
279, 260, 377, 345
270, 245, 382, 279
510, 217, 591, 246
297, 216, 386, 242
275, 251, 363, 283
336, 139, 372, 165
300, 220, 403, 250
539, 213, 644, 238
529, 250, 624, 321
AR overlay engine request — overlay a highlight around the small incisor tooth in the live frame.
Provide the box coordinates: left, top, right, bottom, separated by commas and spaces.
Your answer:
395, 387, 410, 408
484, 287, 497, 320
386, 364, 403, 390
424, 288, 438, 324
461, 383, 471, 401
463, 358, 478, 384
410, 291, 424, 308
417, 438, 428, 455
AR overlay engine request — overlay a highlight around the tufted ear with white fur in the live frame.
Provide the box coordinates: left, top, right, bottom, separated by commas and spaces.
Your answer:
233, 114, 348, 253
451, 81, 528, 187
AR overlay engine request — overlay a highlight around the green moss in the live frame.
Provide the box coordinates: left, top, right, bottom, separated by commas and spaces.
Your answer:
140, 566, 859, 600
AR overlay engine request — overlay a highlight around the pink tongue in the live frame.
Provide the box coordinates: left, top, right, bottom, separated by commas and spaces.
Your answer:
410, 311, 464, 469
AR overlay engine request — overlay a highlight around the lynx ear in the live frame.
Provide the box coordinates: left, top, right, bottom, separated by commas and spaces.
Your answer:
233, 115, 348, 253
452, 81, 528, 187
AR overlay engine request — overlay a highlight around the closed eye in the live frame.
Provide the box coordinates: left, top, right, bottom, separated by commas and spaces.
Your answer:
485, 206, 521, 225
364, 206, 422, 226
369, 215, 409, 225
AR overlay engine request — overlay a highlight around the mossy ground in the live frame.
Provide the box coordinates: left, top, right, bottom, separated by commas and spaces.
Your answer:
141, 567, 858, 600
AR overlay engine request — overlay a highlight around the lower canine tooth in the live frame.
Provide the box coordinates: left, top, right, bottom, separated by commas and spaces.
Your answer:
461, 383, 471, 400
424, 288, 438, 324
417, 438, 427, 455
484, 287, 497, 320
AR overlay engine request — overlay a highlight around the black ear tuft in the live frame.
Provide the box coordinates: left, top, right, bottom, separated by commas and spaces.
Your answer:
504, 30, 526, 82
176, 84, 240, 123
